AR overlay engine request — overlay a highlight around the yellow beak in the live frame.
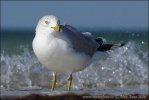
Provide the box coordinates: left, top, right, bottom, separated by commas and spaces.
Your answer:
51, 25, 62, 32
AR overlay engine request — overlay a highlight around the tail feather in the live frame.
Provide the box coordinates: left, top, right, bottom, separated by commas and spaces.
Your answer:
95, 37, 125, 51
97, 44, 125, 51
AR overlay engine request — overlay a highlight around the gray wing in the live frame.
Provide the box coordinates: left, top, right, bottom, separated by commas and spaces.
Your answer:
60, 25, 99, 57
64, 25, 79, 33
65, 25, 93, 39
82, 32, 93, 39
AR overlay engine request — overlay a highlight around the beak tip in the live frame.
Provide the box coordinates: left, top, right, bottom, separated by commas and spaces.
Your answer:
52, 25, 62, 32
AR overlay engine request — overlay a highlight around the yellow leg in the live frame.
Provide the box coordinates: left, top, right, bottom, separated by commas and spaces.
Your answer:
51, 72, 56, 91
67, 74, 73, 91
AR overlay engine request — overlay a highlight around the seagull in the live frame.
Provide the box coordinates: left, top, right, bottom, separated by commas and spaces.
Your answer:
32, 15, 124, 91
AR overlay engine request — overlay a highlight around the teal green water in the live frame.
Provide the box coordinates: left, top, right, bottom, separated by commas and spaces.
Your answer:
1, 29, 148, 54
1, 30, 34, 54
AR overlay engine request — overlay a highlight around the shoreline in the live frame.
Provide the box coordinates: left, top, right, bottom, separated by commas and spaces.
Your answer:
1, 93, 148, 100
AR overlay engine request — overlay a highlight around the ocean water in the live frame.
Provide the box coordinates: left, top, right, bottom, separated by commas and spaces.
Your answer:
0, 29, 148, 95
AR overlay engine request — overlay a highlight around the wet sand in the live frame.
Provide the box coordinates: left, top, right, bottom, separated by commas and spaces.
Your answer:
1, 93, 148, 100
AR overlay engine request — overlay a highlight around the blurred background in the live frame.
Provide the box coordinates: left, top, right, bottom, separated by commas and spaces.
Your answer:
1, 1, 148, 93
1, 1, 148, 30
1, 1, 148, 53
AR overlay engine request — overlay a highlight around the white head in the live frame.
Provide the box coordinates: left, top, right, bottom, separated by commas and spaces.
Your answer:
36, 15, 61, 35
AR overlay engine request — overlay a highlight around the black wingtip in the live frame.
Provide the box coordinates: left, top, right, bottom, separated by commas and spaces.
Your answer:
121, 43, 125, 46
95, 37, 103, 45
96, 43, 125, 51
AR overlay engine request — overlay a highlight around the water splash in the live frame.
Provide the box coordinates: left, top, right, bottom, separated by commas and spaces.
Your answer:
0, 41, 148, 91
1, 48, 51, 90
73, 42, 148, 90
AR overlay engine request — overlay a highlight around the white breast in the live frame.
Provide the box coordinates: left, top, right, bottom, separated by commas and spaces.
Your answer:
32, 34, 90, 73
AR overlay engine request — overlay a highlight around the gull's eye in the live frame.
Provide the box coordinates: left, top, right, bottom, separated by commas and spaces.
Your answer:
45, 21, 49, 24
